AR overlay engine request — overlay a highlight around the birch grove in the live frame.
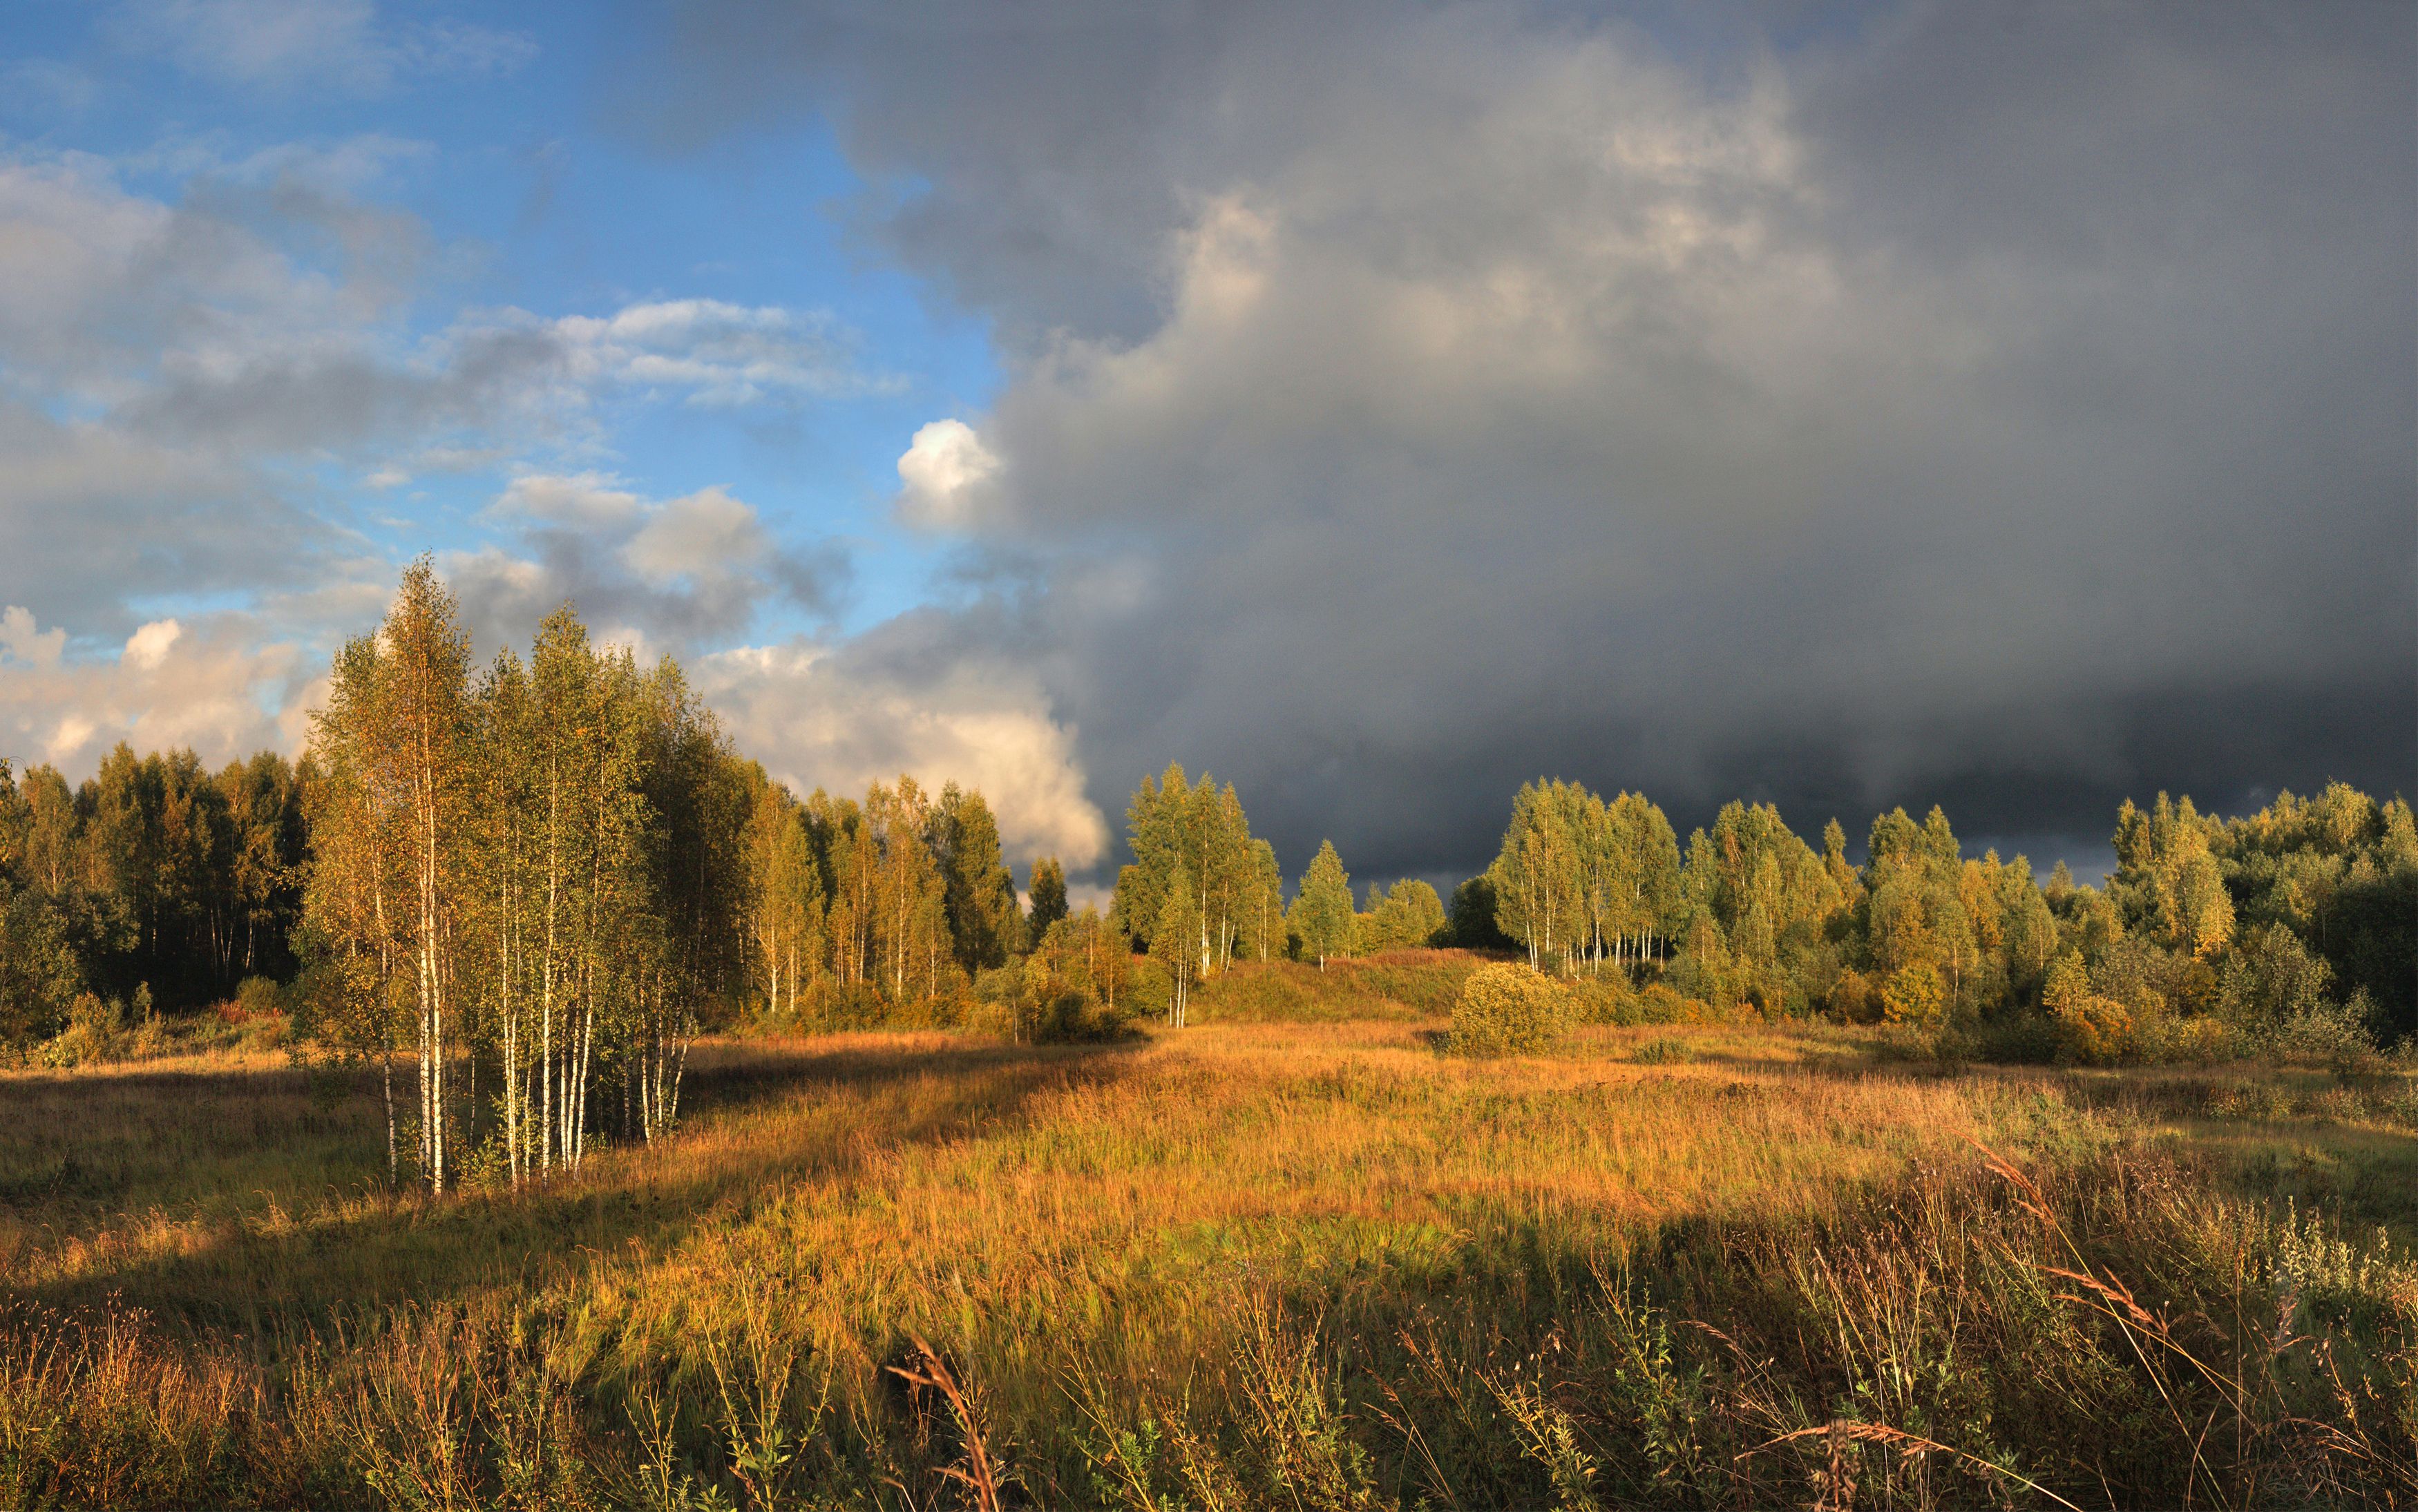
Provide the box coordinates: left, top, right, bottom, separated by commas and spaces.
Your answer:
1109, 764, 1284, 1017
302, 566, 747, 1191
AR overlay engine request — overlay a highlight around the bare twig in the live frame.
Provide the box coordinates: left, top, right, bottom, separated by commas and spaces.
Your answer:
888, 1337, 1005, 1512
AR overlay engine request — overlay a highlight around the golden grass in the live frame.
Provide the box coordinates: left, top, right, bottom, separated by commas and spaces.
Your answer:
0, 976, 2410, 1508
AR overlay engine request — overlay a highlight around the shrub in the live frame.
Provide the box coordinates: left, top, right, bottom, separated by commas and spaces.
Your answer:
233, 976, 285, 1020
1029, 991, 1136, 1044
2207, 1080, 2296, 1120
2053, 993, 2133, 1065
1632, 1036, 1691, 1065
2268, 991, 2379, 1067
2129, 1012, 2239, 1066
1881, 964, 1946, 1028
1637, 982, 1713, 1025
1965, 1011, 2062, 1064
38, 993, 124, 1068
1446, 964, 1568, 1057
1827, 968, 1883, 1024
1565, 975, 1640, 1026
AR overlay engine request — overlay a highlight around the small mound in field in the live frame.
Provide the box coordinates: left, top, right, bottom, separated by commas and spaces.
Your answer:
1445, 963, 1568, 1057
1187, 950, 1485, 1023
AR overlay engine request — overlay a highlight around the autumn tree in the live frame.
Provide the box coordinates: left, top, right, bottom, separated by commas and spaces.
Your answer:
1489, 780, 1584, 972
1110, 764, 1269, 979
742, 767, 825, 1021
1358, 878, 1445, 952
1238, 839, 1284, 962
1153, 862, 1202, 1024
1291, 841, 1355, 968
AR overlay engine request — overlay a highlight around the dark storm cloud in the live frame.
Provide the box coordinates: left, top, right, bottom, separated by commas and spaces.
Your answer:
641, 0, 2417, 881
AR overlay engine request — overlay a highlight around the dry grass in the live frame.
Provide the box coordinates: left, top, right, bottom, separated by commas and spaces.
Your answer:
0, 957, 2410, 1509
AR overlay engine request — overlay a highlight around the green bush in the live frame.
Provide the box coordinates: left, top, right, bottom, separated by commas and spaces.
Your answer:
233, 976, 284, 1020
1565, 975, 1641, 1026
37, 993, 125, 1068
1028, 991, 1137, 1044
1633, 1035, 1691, 1065
1446, 964, 1568, 1057
2267, 991, 2379, 1067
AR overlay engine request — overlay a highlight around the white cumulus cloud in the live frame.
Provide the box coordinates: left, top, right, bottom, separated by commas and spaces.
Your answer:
122, 618, 182, 671
0, 606, 306, 779
694, 637, 1108, 872
895, 418, 1002, 532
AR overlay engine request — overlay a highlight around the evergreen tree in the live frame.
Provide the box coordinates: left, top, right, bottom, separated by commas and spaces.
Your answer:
935, 783, 1019, 973
1025, 857, 1069, 941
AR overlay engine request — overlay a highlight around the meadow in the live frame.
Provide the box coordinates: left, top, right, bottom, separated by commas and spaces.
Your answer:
1, 952, 2412, 1510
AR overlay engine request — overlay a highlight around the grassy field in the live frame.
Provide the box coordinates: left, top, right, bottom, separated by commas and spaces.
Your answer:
1, 953, 2412, 1509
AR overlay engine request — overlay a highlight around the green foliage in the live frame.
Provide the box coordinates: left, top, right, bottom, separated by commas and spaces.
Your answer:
1152, 862, 1203, 1025
234, 975, 283, 1019
2216, 783, 2418, 1042
2113, 792, 2237, 957
1011, 908, 1136, 1037
1289, 841, 1356, 967
0, 746, 305, 1024
1355, 877, 1446, 952
1881, 962, 1946, 1027
1110, 765, 1274, 975
935, 783, 1020, 973
1445, 874, 1512, 950
0, 874, 82, 1048
1487, 781, 1684, 975
1446, 962, 1569, 1056
1025, 856, 1069, 942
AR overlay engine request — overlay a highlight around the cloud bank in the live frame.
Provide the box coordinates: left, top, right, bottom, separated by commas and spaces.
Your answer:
649, 0, 2415, 877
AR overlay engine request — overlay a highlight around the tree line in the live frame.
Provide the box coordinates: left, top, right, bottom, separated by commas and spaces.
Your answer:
0, 747, 305, 1033
1472, 776, 2418, 1056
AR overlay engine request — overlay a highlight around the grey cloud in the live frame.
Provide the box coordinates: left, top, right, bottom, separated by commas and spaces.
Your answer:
448, 476, 850, 662
0, 399, 339, 642
646, 0, 2415, 882
0, 606, 312, 781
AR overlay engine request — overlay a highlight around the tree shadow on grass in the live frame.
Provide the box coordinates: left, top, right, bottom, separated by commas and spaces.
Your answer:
10, 1035, 1150, 1339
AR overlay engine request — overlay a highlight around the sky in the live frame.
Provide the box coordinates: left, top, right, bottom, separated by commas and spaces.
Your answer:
1, 0, 2411, 893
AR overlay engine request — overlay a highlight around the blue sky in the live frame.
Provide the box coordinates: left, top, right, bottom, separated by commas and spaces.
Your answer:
3, 0, 989, 641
